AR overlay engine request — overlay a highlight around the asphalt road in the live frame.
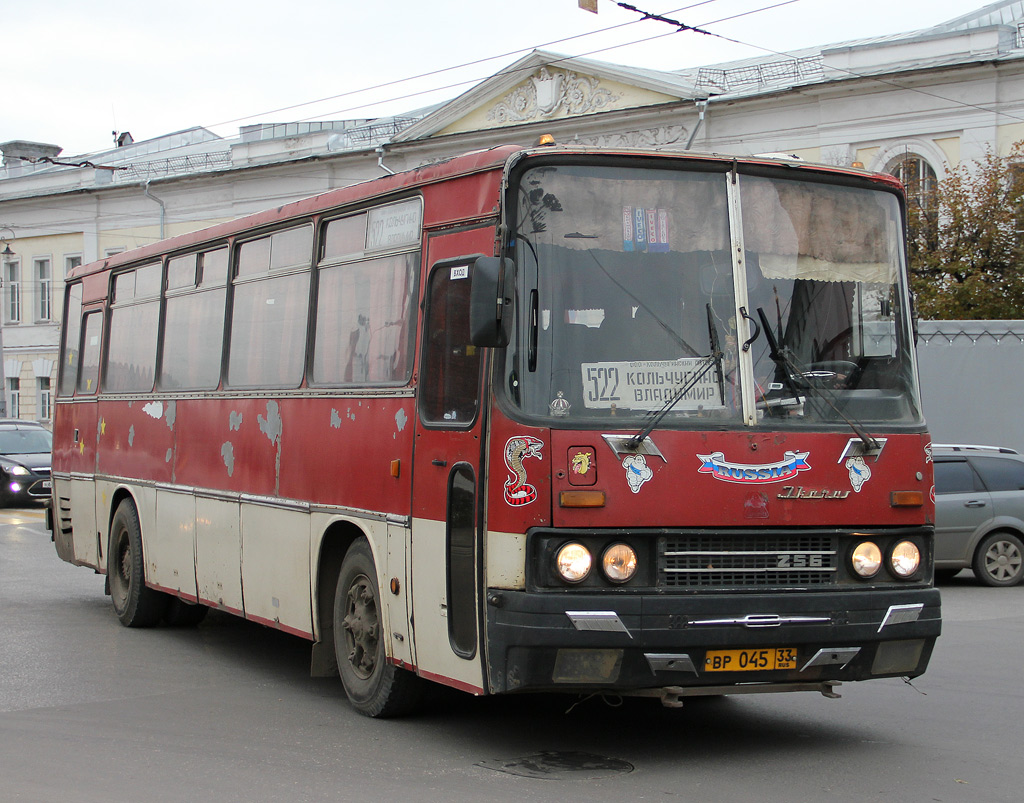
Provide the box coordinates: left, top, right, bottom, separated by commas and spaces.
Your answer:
1, 508, 1021, 803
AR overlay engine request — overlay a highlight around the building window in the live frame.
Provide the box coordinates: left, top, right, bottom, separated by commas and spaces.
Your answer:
37, 378, 52, 424
4, 260, 20, 323
65, 254, 82, 278
889, 154, 937, 201
38, 377, 52, 421
6, 377, 19, 419
888, 153, 938, 249
35, 258, 52, 321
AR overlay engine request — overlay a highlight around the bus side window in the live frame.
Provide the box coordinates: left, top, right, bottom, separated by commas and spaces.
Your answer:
228, 227, 312, 389
419, 263, 479, 425
161, 249, 228, 390
78, 312, 103, 395
312, 253, 417, 386
106, 263, 161, 393
59, 284, 84, 396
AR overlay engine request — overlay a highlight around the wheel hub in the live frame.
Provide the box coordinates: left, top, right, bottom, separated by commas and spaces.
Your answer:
342, 575, 379, 679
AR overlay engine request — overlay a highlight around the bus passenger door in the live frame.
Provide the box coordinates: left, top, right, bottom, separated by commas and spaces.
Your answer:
411, 229, 492, 693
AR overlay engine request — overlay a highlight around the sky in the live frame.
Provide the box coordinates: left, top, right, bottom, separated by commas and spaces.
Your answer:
5, 0, 980, 157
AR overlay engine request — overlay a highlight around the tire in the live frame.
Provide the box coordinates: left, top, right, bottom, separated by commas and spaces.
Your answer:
972, 531, 1024, 587
334, 540, 422, 717
107, 500, 169, 627
164, 597, 208, 627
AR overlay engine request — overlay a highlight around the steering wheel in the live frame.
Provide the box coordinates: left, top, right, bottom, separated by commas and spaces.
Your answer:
798, 360, 859, 389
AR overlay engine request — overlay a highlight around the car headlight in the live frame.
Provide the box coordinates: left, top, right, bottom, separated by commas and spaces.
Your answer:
890, 541, 921, 578
555, 542, 592, 583
7, 465, 30, 476
852, 541, 882, 578
601, 543, 638, 583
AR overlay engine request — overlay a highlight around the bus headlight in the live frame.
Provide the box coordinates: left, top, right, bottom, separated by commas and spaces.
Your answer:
890, 541, 921, 578
556, 542, 592, 583
601, 543, 638, 583
852, 541, 882, 578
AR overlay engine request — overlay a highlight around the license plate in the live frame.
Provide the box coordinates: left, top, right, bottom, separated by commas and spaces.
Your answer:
43, 480, 52, 489
704, 647, 798, 672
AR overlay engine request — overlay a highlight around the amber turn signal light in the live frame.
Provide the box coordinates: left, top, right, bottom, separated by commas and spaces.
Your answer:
559, 490, 606, 508
890, 490, 924, 507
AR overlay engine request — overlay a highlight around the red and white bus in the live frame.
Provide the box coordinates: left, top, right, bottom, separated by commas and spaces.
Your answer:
49, 142, 940, 716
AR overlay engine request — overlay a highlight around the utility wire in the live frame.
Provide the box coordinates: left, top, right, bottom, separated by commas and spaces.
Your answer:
287, 1, 802, 124
205, 1, 727, 130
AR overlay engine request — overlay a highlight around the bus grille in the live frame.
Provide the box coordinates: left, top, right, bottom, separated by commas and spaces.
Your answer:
658, 534, 838, 589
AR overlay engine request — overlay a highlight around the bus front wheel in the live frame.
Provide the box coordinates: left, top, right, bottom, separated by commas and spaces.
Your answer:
333, 540, 422, 717
107, 500, 168, 627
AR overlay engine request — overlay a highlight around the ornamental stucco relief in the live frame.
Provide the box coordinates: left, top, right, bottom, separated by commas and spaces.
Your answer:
487, 68, 620, 123
575, 126, 688, 149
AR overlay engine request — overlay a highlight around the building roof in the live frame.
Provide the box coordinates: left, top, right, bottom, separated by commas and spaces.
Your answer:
3, 2, 1024, 195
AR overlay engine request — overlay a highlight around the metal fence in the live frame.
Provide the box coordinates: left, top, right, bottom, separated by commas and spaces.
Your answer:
916, 320, 1024, 452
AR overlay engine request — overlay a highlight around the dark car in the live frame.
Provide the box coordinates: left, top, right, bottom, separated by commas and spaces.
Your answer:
933, 444, 1024, 586
0, 420, 53, 507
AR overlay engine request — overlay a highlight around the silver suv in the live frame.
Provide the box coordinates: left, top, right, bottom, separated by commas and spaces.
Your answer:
933, 445, 1024, 586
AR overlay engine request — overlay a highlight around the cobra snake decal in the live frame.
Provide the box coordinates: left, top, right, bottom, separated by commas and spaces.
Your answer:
504, 435, 544, 506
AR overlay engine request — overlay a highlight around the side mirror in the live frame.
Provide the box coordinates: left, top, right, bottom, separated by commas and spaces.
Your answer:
469, 256, 515, 347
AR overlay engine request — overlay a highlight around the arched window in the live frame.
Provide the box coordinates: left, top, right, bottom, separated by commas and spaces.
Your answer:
888, 154, 937, 204
888, 153, 938, 250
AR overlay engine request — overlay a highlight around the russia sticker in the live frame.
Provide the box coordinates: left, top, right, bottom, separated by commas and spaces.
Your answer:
697, 450, 811, 484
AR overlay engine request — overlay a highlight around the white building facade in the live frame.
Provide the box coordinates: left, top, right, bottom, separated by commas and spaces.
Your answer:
1, 1, 1022, 425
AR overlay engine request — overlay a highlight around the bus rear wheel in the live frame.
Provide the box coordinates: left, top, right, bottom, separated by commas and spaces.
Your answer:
107, 499, 168, 627
334, 540, 422, 717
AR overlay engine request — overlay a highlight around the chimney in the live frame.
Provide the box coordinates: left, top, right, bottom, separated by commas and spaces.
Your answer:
0, 140, 63, 168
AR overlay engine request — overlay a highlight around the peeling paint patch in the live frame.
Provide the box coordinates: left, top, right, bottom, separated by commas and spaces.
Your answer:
229, 411, 243, 431
221, 442, 235, 476
165, 400, 177, 430
143, 401, 163, 420
331, 409, 342, 429
395, 408, 408, 432
166, 448, 173, 463
258, 400, 282, 445
128, 425, 135, 447
347, 408, 356, 421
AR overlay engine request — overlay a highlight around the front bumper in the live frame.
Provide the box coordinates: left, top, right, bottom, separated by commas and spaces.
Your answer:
484, 587, 941, 695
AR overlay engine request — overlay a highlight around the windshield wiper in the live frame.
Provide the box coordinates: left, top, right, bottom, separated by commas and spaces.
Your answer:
626, 304, 723, 450
755, 307, 879, 451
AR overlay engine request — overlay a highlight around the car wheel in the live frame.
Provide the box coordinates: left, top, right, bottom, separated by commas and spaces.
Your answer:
972, 531, 1024, 587
333, 540, 422, 717
107, 499, 169, 626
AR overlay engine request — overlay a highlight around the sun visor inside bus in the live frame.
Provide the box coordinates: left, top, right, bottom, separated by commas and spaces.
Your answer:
470, 256, 515, 348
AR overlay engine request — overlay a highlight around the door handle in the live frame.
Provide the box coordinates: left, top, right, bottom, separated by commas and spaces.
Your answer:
431, 458, 447, 467
964, 500, 986, 508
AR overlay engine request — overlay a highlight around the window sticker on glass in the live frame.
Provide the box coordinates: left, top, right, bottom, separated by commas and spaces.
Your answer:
565, 308, 604, 328
451, 266, 469, 280
365, 198, 423, 251
581, 359, 724, 411
622, 206, 670, 253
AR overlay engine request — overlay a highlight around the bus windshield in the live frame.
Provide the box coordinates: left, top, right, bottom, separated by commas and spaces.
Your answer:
502, 162, 922, 429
